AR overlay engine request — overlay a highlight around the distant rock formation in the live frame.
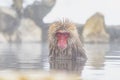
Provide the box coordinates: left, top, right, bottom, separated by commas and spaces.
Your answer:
11, 0, 23, 18
82, 12, 109, 43
0, 7, 19, 42
0, 7, 17, 18
106, 26, 120, 42
0, 6, 43, 43
23, 0, 56, 27
14, 18, 42, 42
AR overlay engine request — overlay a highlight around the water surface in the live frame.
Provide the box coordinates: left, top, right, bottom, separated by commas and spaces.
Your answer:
0, 43, 120, 80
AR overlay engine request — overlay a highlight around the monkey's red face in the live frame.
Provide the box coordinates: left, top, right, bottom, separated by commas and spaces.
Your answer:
56, 30, 70, 49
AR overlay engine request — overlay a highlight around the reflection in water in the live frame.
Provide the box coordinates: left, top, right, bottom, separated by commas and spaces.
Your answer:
49, 60, 86, 75
0, 43, 120, 80
84, 43, 109, 69
0, 43, 43, 70
0, 44, 19, 69
16, 43, 42, 69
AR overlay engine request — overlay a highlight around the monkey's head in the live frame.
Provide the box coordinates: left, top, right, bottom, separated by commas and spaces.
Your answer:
48, 20, 80, 50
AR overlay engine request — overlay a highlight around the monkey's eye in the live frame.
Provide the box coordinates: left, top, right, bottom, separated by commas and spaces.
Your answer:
63, 33, 69, 37
56, 32, 69, 37
56, 32, 62, 37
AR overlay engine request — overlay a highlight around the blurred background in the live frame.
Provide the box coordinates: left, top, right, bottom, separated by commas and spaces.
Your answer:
0, 0, 119, 43
0, 0, 119, 80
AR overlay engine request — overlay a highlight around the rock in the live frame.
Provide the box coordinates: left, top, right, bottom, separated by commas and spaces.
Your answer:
0, 7, 19, 42
14, 18, 42, 42
0, 34, 7, 43
82, 12, 109, 43
107, 26, 120, 42
23, 0, 56, 27
0, 7, 42, 43
11, 0, 23, 18
0, 7, 17, 18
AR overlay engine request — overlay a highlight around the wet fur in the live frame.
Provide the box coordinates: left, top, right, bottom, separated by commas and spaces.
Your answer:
48, 20, 87, 60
